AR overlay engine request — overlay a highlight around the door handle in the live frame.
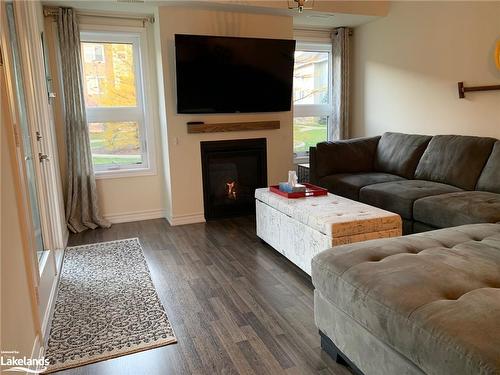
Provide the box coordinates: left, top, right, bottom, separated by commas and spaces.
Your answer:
39, 153, 49, 162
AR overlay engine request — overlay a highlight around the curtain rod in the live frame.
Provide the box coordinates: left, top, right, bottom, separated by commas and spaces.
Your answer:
43, 7, 155, 25
294, 27, 353, 36
294, 27, 332, 33
333, 27, 353, 36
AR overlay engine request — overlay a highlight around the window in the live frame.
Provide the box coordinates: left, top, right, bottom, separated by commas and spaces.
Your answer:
85, 76, 105, 96
80, 30, 153, 176
83, 44, 104, 63
293, 43, 332, 158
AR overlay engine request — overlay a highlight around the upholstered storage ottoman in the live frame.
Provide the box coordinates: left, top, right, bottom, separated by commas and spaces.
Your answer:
255, 188, 402, 275
312, 223, 500, 375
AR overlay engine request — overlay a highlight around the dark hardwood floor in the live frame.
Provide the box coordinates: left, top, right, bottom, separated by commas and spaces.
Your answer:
57, 216, 351, 375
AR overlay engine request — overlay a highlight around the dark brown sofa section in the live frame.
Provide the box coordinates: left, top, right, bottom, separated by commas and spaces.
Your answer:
310, 132, 500, 234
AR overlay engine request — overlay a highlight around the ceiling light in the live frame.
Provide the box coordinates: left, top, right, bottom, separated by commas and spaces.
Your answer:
288, 0, 314, 13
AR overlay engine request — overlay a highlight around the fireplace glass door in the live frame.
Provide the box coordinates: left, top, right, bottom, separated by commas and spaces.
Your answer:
201, 138, 267, 220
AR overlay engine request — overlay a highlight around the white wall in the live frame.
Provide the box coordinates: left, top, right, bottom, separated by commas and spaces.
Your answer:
157, 7, 294, 224
351, 1, 500, 139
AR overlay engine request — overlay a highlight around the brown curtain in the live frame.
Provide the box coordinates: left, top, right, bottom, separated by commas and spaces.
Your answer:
331, 27, 352, 140
56, 8, 110, 233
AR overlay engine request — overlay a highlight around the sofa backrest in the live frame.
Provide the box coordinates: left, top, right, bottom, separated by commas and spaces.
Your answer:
375, 132, 432, 179
315, 136, 380, 179
476, 141, 500, 193
415, 135, 496, 190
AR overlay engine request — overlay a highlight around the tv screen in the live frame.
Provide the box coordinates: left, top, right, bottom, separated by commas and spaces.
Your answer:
174, 34, 296, 114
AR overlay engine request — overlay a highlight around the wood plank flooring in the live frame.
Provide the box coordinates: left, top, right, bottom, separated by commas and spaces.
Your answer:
56, 216, 351, 375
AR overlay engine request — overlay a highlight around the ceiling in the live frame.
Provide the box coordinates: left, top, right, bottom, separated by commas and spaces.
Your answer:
42, 0, 387, 29
292, 12, 378, 28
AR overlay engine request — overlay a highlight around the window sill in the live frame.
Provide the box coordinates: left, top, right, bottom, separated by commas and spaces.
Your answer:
95, 167, 156, 180
293, 155, 310, 165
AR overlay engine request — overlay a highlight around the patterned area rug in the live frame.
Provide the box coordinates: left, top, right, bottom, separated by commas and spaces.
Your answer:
44, 238, 176, 373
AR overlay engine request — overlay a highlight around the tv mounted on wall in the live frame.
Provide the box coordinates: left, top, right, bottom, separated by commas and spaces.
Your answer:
174, 34, 296, 114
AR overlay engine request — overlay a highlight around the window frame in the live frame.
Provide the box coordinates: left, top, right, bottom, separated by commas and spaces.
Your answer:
293, 42, 333, 160
80, 27, 155, 179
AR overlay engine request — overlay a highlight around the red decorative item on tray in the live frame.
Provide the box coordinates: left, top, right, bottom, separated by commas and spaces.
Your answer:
269, 183, 328, 199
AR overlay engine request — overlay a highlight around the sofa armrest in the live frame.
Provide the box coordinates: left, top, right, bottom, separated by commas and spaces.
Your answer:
309, 146, 319, 184
312, 136, 381, 180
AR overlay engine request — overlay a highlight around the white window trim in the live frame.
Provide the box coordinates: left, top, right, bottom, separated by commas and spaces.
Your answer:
293, 41, 333, 162
80, 25, 156, 179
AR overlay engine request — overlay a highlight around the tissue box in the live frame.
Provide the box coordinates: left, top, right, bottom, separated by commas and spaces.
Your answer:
279, 182, 306, 193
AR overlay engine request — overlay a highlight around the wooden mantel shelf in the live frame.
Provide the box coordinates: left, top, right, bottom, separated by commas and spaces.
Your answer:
187, 120, 280, 134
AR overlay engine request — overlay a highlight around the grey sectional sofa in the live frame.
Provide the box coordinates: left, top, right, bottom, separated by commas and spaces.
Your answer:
310, 133, 500, 234
309, 133, 500, 374
312, 223, 500, 375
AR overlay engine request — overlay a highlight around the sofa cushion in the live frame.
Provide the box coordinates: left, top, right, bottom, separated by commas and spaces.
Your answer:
414, 135, 495, 190
413, 221, 437, 233
319, 172, 405, 201
359, 180, 462, 220
414, 191, 500, 229
375, 132, 432, 179
477, 141, 500, 194
315, 136, 380, 178
312, 223, 500, 375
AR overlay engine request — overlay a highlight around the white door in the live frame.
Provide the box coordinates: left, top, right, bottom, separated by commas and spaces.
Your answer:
2, 0, 67, 341
5, 2, 46, 262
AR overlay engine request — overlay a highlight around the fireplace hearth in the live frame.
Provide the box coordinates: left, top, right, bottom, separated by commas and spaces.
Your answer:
201, 138, 267, 220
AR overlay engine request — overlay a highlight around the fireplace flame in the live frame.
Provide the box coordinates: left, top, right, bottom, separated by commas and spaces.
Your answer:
226, 180, 237, 200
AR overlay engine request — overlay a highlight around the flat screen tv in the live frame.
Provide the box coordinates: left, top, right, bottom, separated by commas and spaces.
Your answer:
174, 34, 296, 114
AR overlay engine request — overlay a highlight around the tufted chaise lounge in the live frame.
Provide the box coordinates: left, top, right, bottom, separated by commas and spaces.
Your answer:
312, 223, 500, 375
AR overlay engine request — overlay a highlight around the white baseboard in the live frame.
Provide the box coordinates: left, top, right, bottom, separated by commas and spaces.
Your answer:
103, 208, 205, 226
41, 266, 60, 341
167, 212, 206, 226
104, 208, 166, 224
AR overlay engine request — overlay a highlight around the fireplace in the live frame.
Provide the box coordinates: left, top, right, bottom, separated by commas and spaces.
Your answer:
201, 138, 267, 220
